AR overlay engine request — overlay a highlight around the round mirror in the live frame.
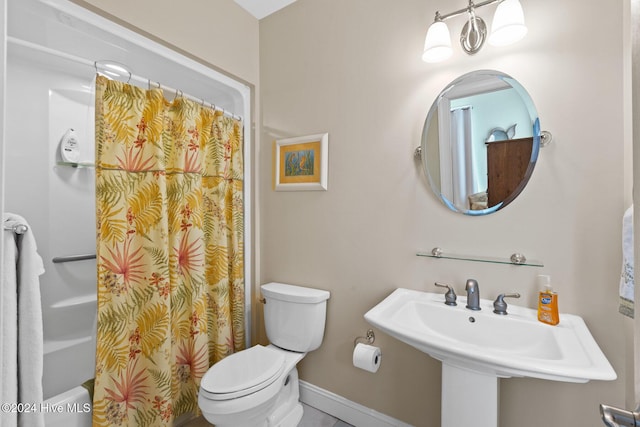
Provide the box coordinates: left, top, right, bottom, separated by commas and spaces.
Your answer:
421, 70, 541, 215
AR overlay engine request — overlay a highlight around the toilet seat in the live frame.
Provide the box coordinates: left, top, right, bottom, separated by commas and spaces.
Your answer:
200, 345, 286, 401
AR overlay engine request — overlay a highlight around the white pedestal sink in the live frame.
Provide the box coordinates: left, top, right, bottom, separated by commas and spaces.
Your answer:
442, 363, 498, 427
364, 288, 616, 427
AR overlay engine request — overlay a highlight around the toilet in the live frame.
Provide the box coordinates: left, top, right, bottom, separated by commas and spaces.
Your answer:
198, 282, 330, 427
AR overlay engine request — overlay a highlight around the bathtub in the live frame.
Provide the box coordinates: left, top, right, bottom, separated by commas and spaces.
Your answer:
42, 306, 96, 427
43, 386, 92, 427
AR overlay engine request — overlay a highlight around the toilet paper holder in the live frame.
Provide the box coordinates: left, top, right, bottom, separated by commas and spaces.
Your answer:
354, 329, 375, 347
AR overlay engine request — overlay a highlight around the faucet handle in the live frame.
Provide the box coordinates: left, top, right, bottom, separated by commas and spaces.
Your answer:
493, 293, 521, 315
434, 282, 457, 306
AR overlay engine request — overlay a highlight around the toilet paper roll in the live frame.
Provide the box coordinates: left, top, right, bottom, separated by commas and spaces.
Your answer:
353, 343, 382, 373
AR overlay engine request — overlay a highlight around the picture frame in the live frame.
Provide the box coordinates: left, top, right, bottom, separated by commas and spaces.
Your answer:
273, 133, 328, 191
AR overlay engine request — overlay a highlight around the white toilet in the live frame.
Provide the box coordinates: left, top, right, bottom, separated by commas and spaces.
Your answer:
198, 282, 330, 427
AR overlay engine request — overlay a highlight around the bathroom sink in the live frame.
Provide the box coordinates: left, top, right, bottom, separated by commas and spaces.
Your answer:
364, 288, 616, 383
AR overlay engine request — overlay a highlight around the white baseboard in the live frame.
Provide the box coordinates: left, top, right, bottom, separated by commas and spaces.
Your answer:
299, 380, 413, 427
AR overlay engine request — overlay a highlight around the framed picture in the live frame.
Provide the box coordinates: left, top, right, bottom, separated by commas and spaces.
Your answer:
273, 133, 328, 191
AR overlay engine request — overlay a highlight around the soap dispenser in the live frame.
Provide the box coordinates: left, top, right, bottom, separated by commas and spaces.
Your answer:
537, 274, 559, 326
59, 128, 80, 163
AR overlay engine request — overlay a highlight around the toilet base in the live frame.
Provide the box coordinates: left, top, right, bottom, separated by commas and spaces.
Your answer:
266, 366, 303, 427
275, 402, 303, 427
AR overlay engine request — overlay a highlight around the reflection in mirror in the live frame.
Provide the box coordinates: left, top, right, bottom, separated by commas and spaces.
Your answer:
421, 70, 540, 215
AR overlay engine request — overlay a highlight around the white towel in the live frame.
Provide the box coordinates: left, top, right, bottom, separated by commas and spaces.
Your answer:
620, 206, 634, 318
2, 217, 19, 427
1, 214, 45, 427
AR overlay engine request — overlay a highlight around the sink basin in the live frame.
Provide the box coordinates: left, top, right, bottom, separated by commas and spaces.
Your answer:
364, 288, 616, 383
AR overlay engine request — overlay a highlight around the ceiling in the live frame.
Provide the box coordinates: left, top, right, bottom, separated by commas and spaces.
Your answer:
234, 0, 299, 19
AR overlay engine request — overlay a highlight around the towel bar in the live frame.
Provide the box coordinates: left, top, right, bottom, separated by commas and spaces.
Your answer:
52, 254, 97, 263
3, 223, 28, 234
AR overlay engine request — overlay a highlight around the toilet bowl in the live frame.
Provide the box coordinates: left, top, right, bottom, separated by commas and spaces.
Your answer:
198, 344, 304, 427
198, 283, 330, 427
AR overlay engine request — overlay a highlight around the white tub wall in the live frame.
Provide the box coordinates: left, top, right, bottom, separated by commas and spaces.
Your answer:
0, 0, 7, 405
5, 52, 97, 399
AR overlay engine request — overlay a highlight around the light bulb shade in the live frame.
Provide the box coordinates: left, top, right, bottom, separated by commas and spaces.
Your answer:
489, 0, 528, 46
422, 21, 453, 63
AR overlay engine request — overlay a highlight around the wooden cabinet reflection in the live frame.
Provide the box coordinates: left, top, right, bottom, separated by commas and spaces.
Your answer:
486, 137, 534, 208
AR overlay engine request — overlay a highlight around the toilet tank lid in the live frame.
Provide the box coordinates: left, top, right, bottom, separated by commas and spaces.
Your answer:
261, 282, 330, 303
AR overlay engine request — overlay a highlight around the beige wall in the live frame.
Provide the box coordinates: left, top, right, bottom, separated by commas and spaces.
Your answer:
71, 0, 259, 84
66, 0, 630, 424
260, 0, 628, 426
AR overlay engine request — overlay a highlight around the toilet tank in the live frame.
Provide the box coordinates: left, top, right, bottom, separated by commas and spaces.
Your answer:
261, 283, 330, 353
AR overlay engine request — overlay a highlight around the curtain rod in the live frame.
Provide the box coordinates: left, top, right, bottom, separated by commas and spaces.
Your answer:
8, 36, 242, 121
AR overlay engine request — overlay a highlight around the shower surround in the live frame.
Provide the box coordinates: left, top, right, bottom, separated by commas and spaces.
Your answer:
2, 0, 252, 425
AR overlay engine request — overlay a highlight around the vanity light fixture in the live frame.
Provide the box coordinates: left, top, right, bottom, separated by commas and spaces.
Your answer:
422, 0, 528, 63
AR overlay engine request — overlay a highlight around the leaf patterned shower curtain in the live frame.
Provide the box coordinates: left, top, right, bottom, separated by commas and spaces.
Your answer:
92, 75, 245, 426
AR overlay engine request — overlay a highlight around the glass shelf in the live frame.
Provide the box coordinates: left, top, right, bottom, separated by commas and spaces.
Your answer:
56, 161, 95, 168
417, 247, 544, 268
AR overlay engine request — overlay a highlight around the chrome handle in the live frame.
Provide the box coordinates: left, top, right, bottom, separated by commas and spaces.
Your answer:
501, 293, 521, 299
434, 282, 452, 289
600, 404, 640, 427
492, 293, 521, 315
434, 282, 457, 306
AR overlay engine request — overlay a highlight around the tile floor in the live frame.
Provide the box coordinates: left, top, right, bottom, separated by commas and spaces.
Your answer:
299, 403, 353, 427
183, 403, 353, 427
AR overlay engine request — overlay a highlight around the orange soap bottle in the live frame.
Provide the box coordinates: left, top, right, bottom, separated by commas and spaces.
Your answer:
537, 274, 559, 326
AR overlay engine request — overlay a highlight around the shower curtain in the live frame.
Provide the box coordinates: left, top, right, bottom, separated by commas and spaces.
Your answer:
92, 75, 245, 426
450, 107, 476, 209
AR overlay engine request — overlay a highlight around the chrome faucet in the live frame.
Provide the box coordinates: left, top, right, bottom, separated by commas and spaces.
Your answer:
465, 279, 481, 310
